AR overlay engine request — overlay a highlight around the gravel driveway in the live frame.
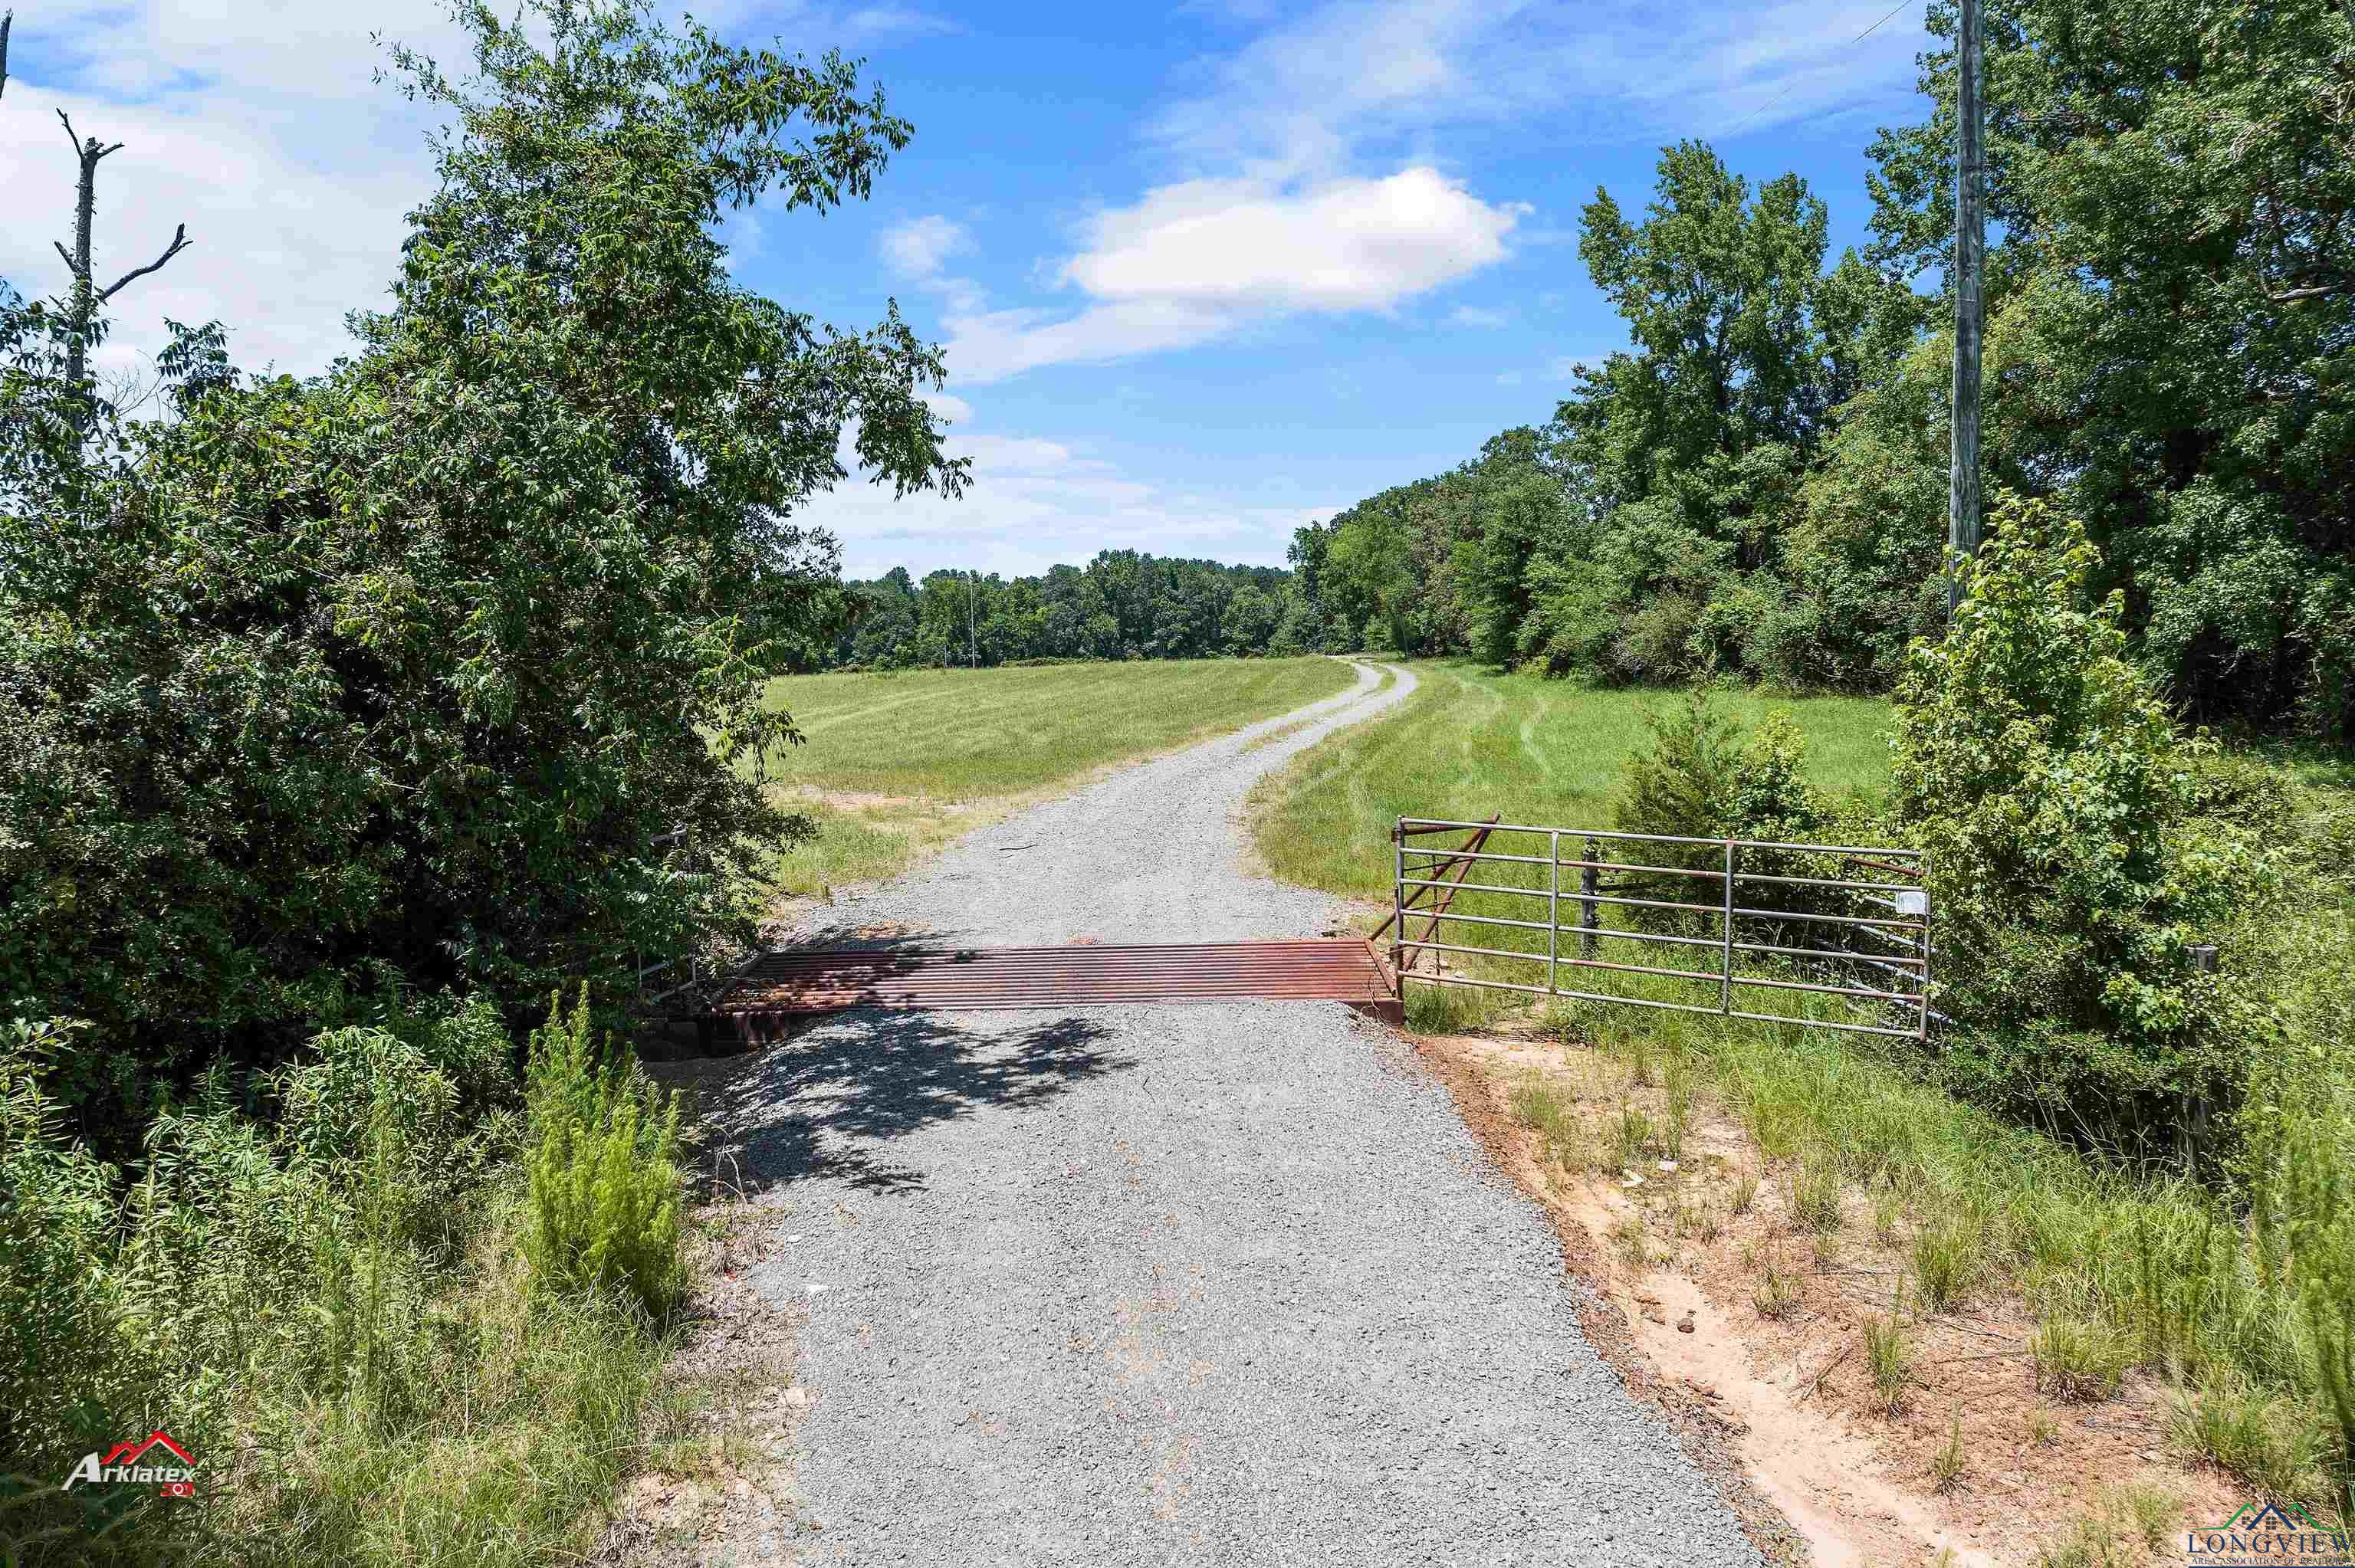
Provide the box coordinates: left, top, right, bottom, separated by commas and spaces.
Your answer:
704, 659, 1762, 1566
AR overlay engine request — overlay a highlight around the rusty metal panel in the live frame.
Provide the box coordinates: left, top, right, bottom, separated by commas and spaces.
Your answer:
711, 938, 1398, 1021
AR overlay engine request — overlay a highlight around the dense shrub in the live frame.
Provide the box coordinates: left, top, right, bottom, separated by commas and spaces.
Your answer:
1890, 496, 2280, 1155
1613, 687, 1843, 930
0, 0, 964, 1117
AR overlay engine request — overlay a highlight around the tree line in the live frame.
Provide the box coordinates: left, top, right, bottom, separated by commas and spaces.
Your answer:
1280, 0, 2354, 740
820, 552, 1296, 668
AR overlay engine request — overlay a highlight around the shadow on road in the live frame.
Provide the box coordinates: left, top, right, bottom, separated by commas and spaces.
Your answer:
691, 1008, 1127, 1196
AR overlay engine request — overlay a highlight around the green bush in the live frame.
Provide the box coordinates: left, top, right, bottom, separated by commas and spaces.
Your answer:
523, 992, 685, 1318
1613, 686, 1843, 930
0, 0, 964, 1112
1890, 495, 2280, 1156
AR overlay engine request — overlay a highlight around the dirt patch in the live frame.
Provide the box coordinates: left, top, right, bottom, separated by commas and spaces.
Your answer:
1407, 1028, 2263, 1568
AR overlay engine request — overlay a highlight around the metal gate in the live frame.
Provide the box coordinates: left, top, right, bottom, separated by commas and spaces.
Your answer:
1387, 817, 1931, 1041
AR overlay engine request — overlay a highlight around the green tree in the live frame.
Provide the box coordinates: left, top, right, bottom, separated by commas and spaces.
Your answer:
1890, 496, 2276, 1152
0, 0, 964, 1102
1865, 0, 2355, 734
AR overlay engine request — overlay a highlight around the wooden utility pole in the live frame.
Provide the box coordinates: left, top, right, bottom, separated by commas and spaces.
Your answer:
967, 570, 978, 668
1946, 0, 1985, 619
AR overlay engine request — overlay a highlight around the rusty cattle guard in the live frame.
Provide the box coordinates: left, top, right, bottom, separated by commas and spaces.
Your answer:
702, 939, 1403, 1040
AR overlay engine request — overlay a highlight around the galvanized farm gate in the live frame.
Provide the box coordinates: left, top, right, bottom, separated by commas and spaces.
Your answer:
1388, 817, 1932, 1041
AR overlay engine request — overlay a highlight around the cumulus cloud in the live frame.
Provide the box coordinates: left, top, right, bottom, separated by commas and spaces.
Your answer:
0, 3, 452, 377
0, 0, 958, 380
935, 167, 1521, 382
1448, 304, 1509, 329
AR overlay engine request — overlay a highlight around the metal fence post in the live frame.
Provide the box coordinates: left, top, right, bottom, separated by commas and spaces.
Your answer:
1391, 820, 1407, 994
1548, 830, 1561, 999
1917, 850, 1933, 1042
1580, 835, 1599, 959
1721, 838, 1736, 1018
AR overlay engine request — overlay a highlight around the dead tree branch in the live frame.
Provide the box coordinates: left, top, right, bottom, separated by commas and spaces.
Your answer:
98, 225, 190, 303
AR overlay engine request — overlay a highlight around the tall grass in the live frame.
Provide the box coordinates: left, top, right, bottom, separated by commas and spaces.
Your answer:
756, 654, 1358, 893
1535, 956, 2355, 1511
0, 994, 687, 1566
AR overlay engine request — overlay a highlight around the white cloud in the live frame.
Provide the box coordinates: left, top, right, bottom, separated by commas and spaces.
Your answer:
924, 391, 974, 425
1063, 169, 1511, 311
0, 1, 959, 381
1448, 304, 1508, 329
0, 3, 453, 376
935, 167, 1520, 382
880, 215, 970, 280
802, 421, 1329, 579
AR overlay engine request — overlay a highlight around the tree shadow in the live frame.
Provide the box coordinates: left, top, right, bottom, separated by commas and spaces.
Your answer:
692, 1008, 1127, 1197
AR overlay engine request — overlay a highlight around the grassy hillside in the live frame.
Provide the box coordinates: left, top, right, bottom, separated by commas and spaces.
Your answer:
1248, 661, 1893, 904
756, 656, 1358, 895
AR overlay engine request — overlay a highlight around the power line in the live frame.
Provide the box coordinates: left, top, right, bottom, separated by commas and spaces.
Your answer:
1718, 0, 1921, 142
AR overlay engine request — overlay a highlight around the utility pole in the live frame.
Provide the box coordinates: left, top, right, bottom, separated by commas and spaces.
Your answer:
967, 570, 978, 668
1946, 0, 1985, 620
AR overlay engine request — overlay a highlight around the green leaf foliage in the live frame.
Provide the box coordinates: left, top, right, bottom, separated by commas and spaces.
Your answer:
1291, 0, 2354, 736
521, 989, 683, 1318
1890, 495, 2282, 1152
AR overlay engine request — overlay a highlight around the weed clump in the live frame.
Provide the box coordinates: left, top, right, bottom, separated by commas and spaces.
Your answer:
2035, 1316, 2134, 1403
524, 991, 686, 1317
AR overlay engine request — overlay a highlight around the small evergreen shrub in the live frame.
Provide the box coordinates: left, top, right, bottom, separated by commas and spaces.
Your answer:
523, 991, 685, 1318
1614, 687, 1843, 929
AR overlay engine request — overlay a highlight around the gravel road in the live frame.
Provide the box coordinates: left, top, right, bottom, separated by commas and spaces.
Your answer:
708, 659, 1762, 1566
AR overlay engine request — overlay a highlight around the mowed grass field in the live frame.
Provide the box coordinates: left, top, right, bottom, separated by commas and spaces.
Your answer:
1249, 660, 1894, 904
754, 656, 1358, 895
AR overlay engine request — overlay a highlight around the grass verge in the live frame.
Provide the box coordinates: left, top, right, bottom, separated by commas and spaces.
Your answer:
1247, 660, 1891, 901
1, 996, 688, 1566
1257, 657, 2355, 1516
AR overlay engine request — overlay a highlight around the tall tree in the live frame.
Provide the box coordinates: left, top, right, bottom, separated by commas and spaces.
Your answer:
1866, 0, 2355, 733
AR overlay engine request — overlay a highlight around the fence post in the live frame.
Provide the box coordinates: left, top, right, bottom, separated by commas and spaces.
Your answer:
1548, 830, 1561, 999
1917, 850, 1933, 1043
1391, 820, 1407, 995
1580, 835, 1599, 959
1721, 838, 1736, 1018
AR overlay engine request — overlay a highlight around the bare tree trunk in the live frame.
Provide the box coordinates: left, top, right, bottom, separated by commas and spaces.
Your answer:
7, 12, 193, 399
64, 125, 99, 386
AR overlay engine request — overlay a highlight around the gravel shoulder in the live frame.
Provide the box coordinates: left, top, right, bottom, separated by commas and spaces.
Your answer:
688, 659, 1765, 1566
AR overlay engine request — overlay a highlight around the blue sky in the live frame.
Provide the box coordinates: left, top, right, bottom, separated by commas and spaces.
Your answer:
0, 0, 1934, 579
